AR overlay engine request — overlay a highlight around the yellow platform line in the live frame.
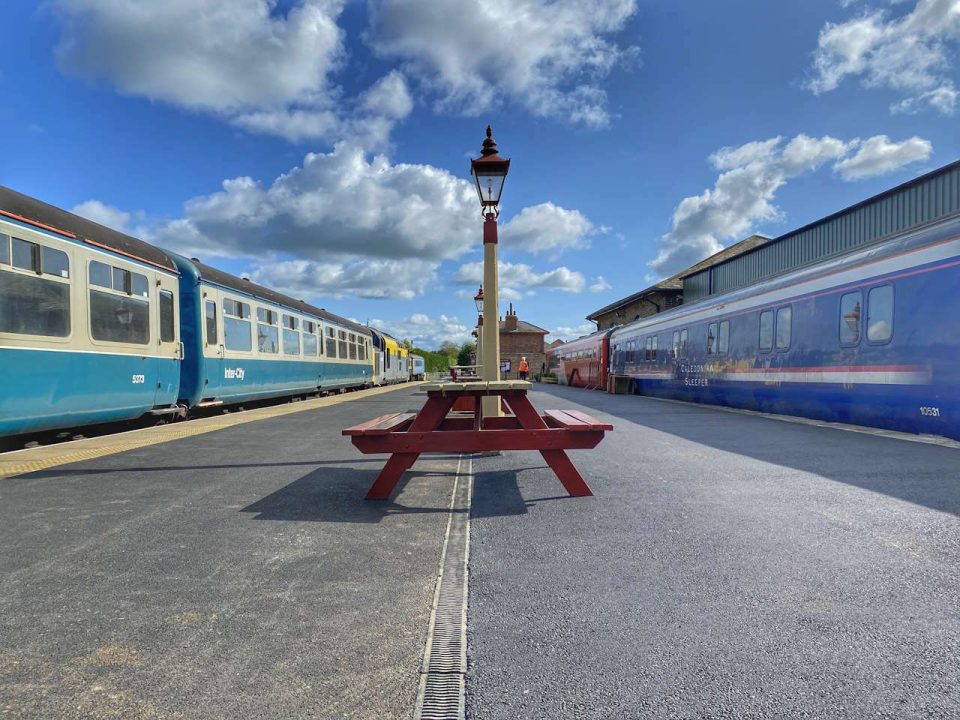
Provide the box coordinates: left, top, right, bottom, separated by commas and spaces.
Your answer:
0, 383, 423, 479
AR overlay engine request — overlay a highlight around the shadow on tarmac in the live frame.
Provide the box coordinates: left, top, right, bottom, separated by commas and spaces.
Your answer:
531, 383, 960, 518
18, 457, 388, 479
241, 467, 465, 523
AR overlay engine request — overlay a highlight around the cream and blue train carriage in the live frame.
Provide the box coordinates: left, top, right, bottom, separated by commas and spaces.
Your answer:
0, 186, 182, 436
368, 328, 408, 385
172, 256, 374, 407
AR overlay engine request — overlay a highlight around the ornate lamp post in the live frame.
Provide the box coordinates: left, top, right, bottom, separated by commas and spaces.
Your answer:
471, 126, 510, 417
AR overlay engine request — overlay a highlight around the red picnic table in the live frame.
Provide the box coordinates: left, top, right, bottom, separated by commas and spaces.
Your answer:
343, 380, 612, 500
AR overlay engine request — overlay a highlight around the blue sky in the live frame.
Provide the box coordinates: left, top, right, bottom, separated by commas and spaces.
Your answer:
2, 0, 958, 346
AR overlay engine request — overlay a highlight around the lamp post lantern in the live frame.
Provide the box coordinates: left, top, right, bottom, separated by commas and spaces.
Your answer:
471, 126, 510, 417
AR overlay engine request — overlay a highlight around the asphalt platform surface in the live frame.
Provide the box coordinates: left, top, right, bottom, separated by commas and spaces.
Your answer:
467, 384, 960, 720
0, 386, 454, 720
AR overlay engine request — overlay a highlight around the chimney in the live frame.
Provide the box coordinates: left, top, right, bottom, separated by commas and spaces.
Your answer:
505, 302, 518, 331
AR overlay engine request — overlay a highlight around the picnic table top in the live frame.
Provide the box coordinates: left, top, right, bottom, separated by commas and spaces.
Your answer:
421, 380, 532, 395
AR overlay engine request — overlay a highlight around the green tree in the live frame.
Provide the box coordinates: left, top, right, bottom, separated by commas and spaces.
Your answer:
457, 341, 476, 367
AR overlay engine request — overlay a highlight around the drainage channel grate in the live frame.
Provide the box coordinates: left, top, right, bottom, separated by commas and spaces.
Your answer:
415, 454, 473, 720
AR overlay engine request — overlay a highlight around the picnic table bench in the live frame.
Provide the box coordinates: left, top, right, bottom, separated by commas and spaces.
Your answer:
343, 380, 612, 500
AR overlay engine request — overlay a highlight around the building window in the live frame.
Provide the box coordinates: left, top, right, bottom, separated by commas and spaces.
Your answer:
775, 307, 792, 350
717, 320, 730, 355
839, 292, 861, 346
159, 290, 175, 343
759, 310, 773, 352
867, 285, 893, 343
205, 300, 217, 345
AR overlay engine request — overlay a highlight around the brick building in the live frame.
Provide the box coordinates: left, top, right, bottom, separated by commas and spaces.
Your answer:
499, 303, 549, 380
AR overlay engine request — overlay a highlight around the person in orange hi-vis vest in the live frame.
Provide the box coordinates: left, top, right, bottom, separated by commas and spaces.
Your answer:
518, 357, 529, 381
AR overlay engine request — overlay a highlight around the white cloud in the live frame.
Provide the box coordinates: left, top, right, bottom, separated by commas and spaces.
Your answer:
155, 144, 478, 262
500, 202, 595, 254
805, 0, 960, 115
52, 0, 410, 145
368, 313, 472, 348
548, 323, 596, 341
72, 199, 133, 232
367, 0, 639, 127
589, 276, 612, 293
250, 257, 437, 300
649, 132, 934, 277
834, 134, 932, 179
453, 260, 586, 297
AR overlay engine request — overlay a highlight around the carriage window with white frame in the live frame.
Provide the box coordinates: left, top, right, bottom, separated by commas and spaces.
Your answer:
338, 329, 348, 359
775, 307, 792, 350
867, 286, 893, 343
326, 327, 337, 357
349, 332, 358, 360
205, 300, 217, 345
223, 298, 252, 351
256, 307, 279, 354
0, 236, 71, 337
282, 314, 301, 356
303, 320, 319, 357
839, 292, 862, 346
88, 260, 149, 344
159, 290, 175, 343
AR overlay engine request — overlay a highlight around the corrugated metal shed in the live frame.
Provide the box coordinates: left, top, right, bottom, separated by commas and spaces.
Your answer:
683, 159, 960, 303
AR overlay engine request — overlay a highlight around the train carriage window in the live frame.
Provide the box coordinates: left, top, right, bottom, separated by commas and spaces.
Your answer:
222, 299, 252, 351
707, 323, 717, 355
775, 307, 792, 350
303, 320, 319, 357
867, 286, 893, 343
0, 233, 9, 264
90, 290, 148, 344
256, 307, 279, 354
42, 246, 70, 278
282, 315, 301, 356
672, 330, 680, 359
680, 329, 687, 359
651, 335, 658, 361
326, 327, 337, 357
839, 292, 862, 345
159, 290, 175, 343
358, 339, 367, 361
759, 310, 773, 352
0, 269, 71, 337
90, 261, 111, 288
205, 300, 217, 345
349, 340, 358, 360
338, 329, 348, 359
717, 321, 730, 355
11, 237, 39, 272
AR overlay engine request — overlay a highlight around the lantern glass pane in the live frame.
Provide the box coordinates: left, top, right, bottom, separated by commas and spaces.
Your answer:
473, 170, 506, 205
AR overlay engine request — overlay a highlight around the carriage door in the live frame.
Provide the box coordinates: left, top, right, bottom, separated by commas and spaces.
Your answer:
154, 275, 181, 406
201, 288, 224, 400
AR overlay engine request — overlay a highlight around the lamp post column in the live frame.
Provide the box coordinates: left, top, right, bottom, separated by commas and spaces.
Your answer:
481, 216, 500, 417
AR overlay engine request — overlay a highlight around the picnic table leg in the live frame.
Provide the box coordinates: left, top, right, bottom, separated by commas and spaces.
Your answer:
502, 393, 594, 498
364, 395, 457, 500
